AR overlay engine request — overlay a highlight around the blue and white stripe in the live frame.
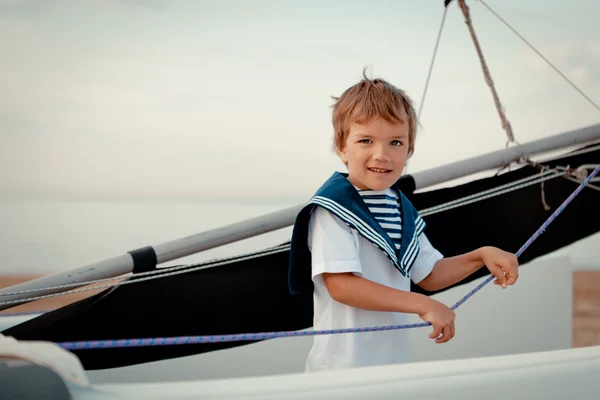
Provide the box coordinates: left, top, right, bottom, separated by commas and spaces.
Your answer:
403, 215, 425, 273
358, 191, 403, 251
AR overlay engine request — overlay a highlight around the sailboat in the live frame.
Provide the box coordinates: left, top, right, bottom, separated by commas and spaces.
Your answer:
1, 1, 600, 398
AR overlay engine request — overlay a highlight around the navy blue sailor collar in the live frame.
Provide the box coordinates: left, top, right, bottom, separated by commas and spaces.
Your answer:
288, 171, 425, 295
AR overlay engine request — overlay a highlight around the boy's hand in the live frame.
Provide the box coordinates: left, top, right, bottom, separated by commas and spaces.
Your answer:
479, 246, 519, 288
419, 299, 456, 344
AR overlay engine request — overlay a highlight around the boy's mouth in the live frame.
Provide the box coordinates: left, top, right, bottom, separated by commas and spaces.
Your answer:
368, 167, 392, 174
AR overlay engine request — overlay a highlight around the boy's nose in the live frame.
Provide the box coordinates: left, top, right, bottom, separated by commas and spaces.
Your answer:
373, 146, 391, 161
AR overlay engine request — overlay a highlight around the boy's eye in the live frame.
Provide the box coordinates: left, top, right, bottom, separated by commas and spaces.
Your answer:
391, 140, 403, 146
359, 139, 372, 144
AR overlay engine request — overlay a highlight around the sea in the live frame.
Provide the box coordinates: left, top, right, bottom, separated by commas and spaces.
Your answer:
1, 196, 599, 277
0, 197, 301, 277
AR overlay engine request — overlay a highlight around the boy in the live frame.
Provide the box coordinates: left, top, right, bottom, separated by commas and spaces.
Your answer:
288, 71, 519, 372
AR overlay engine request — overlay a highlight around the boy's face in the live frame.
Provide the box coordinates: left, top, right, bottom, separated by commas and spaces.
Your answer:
338, 117, 409, 191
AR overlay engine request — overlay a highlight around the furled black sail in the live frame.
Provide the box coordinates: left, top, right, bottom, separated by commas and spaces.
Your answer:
4, 144, 599, 370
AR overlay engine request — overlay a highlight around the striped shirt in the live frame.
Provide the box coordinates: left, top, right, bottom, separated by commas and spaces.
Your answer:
356, 188, 402, 252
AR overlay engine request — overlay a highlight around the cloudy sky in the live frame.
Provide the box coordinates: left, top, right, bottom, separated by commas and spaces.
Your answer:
1, 0, 599, 200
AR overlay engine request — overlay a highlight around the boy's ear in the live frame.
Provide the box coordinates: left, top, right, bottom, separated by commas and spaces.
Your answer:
337, 146, 348, 165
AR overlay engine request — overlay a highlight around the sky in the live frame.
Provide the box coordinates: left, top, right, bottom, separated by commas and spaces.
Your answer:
1, 0, 599, 200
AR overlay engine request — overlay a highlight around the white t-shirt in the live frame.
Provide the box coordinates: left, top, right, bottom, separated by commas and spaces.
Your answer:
305, 189, 443, 372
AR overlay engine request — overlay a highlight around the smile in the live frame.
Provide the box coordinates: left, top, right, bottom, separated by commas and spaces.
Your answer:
368, 168, 392, 173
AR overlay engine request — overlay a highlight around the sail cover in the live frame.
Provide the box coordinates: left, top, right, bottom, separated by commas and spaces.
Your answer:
3, 144, 600, 370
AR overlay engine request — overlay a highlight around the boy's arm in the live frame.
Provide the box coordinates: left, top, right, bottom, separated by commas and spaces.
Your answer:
417, 246, 519, 292
323, 272, 433, 314
323, 272, 457, 343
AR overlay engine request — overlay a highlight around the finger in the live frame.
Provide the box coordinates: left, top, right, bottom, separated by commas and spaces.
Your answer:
437, 326, 451, 344
429, 325, 442, 339
507, 271, 518, 285
501, 266, 517, 285
492, 264, 508, 288
436, 325, 452, 344
441, 322, 455, 343
508, 262, 519, 284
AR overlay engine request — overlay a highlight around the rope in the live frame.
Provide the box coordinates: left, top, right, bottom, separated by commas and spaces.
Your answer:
457, 0, 515, 143
417, 6, 449, 120
564, 176, 600, 193
56, 164, 600, 351
520, 155, 600, 205
477, 0, 600, 114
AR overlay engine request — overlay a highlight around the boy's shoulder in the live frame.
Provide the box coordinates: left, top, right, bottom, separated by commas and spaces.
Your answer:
308, 204, 354, 237
288, 172, 358, 295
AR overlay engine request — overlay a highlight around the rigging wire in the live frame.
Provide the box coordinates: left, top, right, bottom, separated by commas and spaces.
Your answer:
477, 0, 600, 114
417, 6, 449, 120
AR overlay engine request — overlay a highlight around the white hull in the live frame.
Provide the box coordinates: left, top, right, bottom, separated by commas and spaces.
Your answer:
74, 345, 600, 399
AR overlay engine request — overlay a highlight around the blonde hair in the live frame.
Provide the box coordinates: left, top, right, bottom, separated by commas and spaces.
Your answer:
331, 69, 418, 157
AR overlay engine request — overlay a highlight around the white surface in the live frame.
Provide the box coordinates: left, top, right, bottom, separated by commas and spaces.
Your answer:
88, 255, 573, 384
76, 345, 600, 399
0, 333, 89, 386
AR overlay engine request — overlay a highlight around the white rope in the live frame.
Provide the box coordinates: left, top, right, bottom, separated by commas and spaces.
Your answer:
573, 164, 600, 183
564, 176, 600, 192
